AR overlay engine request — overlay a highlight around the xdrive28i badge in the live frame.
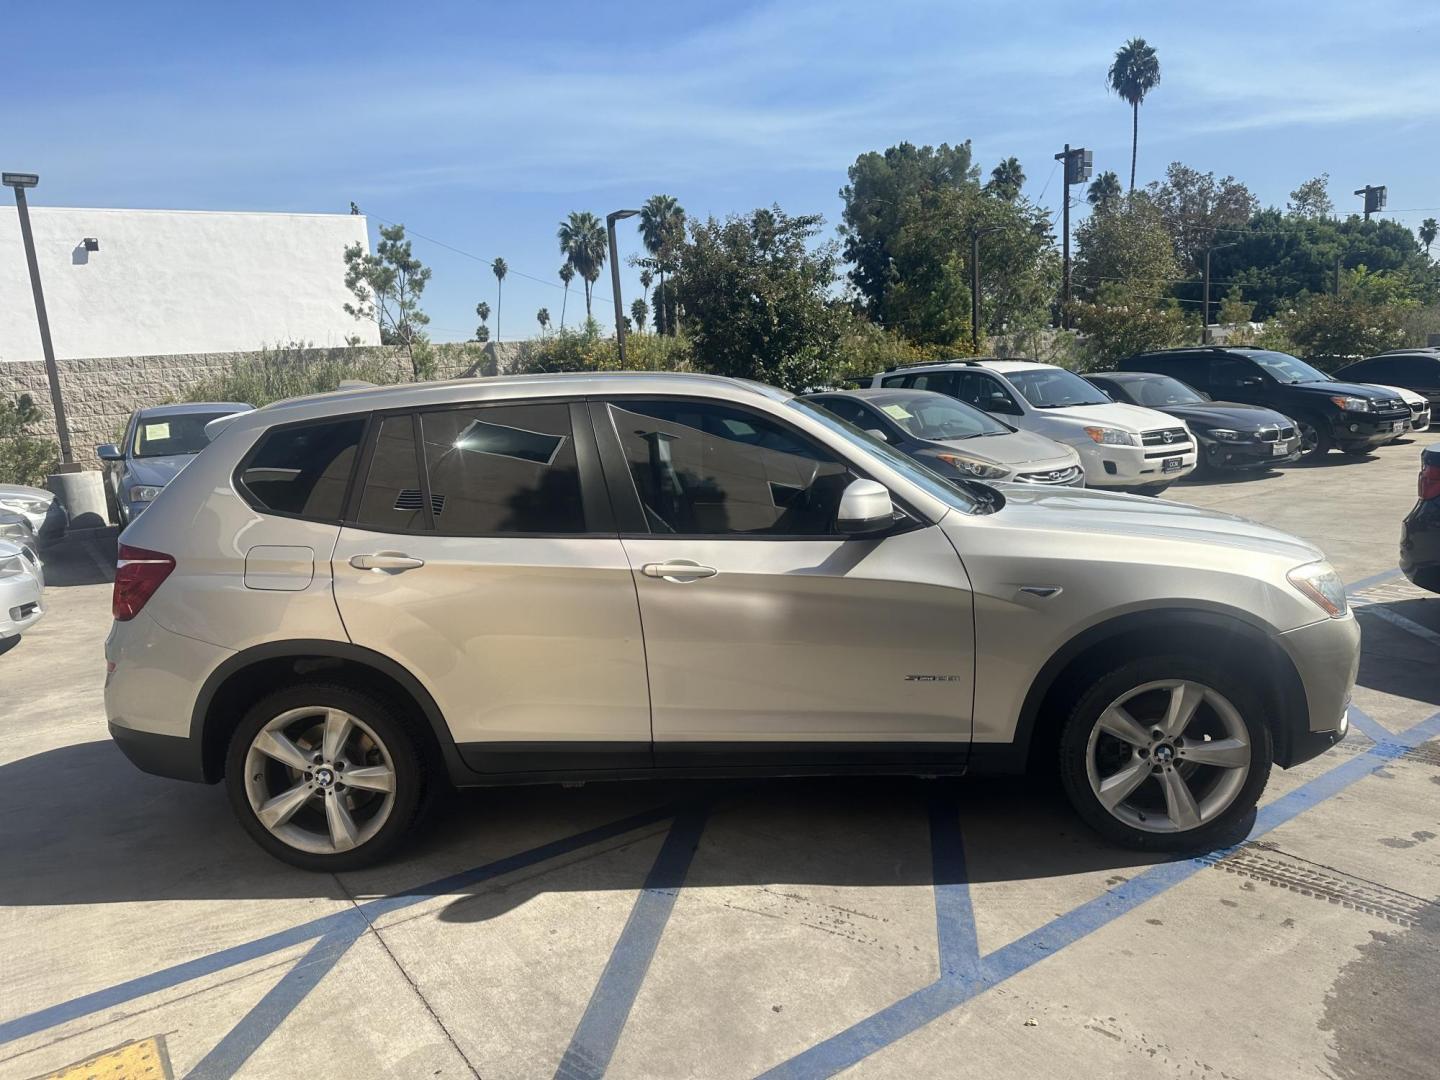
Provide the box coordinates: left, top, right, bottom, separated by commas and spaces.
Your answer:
904, 674, 966, 682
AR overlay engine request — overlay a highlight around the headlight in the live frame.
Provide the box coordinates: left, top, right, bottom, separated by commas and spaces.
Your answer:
933, 453, 1010, 480
1204, 428, 1244, 442
1083, 427, 1139, 446
1287, 560, 1348, 618
0, 497, 47, 514
129, 485, 164, 503
0, 554, 24, 578
1330, 396, 1370, 413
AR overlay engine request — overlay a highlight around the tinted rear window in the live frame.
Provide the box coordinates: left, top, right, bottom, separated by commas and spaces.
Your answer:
238, 417, 365, 520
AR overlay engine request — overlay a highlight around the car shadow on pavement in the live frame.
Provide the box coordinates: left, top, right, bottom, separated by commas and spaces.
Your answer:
1355, 602, 1440, 708
41, 531, 117, 588
0, 742, 1167, 916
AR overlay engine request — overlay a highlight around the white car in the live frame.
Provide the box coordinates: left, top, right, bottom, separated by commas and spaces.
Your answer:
0, 538, 44, 642
0, 483, 67, 540
1368, 385, 1430, 437
871, 360, 1197, 493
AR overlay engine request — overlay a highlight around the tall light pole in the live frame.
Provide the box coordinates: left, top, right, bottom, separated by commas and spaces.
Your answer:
606, 209, 641, 366
1052, 146, 1092, 328
1201, 242, 1236, 344
4, 171, 75, 469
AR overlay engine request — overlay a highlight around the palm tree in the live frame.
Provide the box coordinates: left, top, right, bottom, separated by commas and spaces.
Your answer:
474, 300, 490, 343
1107, 37, 1161, 192
558, 264, 575, 328
1087, 171, 1123, 210
639, 194, 686, 335
490, 257, 507, 342
537, 308, 551, 336
1421, 218, 1438, 256
986, 157, 1026, 201
631, 297, 649, 334
557, 211, 607, 320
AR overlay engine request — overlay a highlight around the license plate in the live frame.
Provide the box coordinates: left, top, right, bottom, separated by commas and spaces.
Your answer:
1162, 457, 1183, 473
1272, 441, 1292, 456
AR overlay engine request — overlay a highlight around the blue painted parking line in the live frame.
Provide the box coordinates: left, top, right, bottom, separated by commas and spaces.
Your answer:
186, 912, 369, 1080
927, 798, 980, 986
0, 802, 680, 1046
1346, 705, 1392, 744
758, 709, 1440, 1080
555, 806, 710, 1080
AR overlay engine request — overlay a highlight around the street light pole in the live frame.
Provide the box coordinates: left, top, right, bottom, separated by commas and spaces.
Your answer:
4, 171, 74, 468
1201, 242, 1237, 344
971, 229, 981, 352
606, 209, 641, 366
1052, 145, 1091, 330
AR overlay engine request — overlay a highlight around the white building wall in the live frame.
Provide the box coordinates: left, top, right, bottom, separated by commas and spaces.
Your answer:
0, 207, 380, 362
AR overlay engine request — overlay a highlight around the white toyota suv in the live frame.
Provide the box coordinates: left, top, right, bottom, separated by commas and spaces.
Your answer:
871, 360, 1198, 493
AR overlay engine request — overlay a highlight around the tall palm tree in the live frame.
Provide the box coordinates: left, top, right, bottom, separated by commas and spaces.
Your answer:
1087, 171, 1123, 210
490, 257, 507, 342
557, 211, 607, 320
1421, 218, 1438, 256
537, 308, 551, 336
986, 157, 1026, 201
639, 194, 686, 335
631, 297, 649, 334
1107, 37, 1161, 193
474, 300, 490, 343
558, 264, 575, 328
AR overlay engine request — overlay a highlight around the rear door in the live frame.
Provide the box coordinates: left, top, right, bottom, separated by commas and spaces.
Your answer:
330, 399, 651, 774
593, 395, 975, 768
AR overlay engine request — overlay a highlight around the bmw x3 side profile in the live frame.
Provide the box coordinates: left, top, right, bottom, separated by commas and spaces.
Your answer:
106, 373, 1359, 870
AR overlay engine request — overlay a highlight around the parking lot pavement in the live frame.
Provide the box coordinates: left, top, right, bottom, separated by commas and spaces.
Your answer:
2, 430, 1438, 1080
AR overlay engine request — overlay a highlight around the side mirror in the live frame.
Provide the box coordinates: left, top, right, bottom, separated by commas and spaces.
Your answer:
836, 478, 895, 536
96, 444, 123, 462
863, 426, 892, 442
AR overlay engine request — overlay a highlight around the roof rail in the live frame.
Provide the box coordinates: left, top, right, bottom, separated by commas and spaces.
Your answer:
880, 359, 987, 373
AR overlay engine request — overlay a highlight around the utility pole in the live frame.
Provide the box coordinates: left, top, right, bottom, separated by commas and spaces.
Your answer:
4, 172, 74, 468
970, 229, 981, 352
606, 208, 641, 366
1053, 145, 1092, 328
1353, 185, 1386, 222
1201, 242, 1235, 344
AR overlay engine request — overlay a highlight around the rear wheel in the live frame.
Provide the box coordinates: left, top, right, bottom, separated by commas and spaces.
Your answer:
225, 684, 425, 871
1058, 656, 1271, 851
1296, 420, 1331, 460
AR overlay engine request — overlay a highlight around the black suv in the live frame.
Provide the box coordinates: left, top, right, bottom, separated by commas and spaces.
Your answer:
1118, 347, 1411, 459
1332, 349, 1440, 421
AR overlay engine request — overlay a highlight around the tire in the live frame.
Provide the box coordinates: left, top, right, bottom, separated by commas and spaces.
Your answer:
1057, 655, 1272, 852
1296, 419, 1331, 460
225, 683, 426, 871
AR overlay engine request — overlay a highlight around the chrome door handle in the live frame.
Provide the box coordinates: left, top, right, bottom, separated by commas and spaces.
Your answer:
349, 552, 425, 572
641, 560, 718, 582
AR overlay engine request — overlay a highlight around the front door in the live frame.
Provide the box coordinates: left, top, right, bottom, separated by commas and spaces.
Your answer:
331, 401, 651, 775
593, 397, 975, 769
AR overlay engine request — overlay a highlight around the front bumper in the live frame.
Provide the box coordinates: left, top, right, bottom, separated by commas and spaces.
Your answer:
1074, 439, 1197, 488
1400, 496, 1440, 594
1201, 435, 1301, 470
1331, 411, 1411, 448
0, 571, 44, 638
1273, 613, 1360, 767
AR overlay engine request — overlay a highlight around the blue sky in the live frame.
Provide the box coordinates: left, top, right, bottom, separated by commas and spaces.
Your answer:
9, 0, 1440, 343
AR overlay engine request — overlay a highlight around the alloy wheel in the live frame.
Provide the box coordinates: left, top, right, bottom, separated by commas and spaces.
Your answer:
1296, 421, 1320, 457
243, 707, 397, 855
1084, 679, 1251, 834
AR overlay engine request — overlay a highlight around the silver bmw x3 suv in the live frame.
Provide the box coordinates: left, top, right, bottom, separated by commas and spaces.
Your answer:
105, 373, 1359, 870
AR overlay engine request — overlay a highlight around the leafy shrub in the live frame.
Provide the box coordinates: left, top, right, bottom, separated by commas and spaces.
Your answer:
184, 342, 405, 407
0, 394, 58, 486
518, 323, 693, 374
1067, 288, 1195, 370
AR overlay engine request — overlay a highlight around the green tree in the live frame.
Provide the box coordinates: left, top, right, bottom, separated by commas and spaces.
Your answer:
490, 257, 507, 342
1073, 193, 1180, 299
342, 223, 433, 379
672, 205, 846, 391
1421, 218, 1438, 256
1107, 37, 1161, 192
630, 297, 649, 334
0, 394, 57, 486
986, 157, 1026, 201
1284, 266, 1417, 363
839, 140, 979, 321
1069, 288, 1193, 369
558, 263, 575, 328
474, 300, 490, 343
1087, 171, 1122, 209
1146, 162, 1258, 274
537, 308, 551, 336
639, 194, 686, 335
558, 212, 607, 320
1287, 175, 1333, 219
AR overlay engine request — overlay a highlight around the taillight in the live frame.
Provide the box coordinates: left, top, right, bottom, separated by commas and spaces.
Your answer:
113, 544, 175, 621
1416, 463, 1440, 501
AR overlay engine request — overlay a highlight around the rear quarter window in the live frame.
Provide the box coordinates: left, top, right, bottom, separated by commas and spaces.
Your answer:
236, 417, 366, 521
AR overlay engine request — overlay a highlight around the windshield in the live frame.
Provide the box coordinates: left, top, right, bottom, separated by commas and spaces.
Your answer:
874, 395, 1010, 440
1126, 375, 1207, 407
1243, 350, 1328, 385
788, 399, 987, 515
1007, 368, 1112, 407
131, 413, 221, 458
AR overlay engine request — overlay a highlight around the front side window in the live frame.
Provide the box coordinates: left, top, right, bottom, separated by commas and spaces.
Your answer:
954, 372, 1023, 415
238, 417, 365, 520
419, 403, 586, 534
1241, 350, 1327, 385
609, 400, 851, 535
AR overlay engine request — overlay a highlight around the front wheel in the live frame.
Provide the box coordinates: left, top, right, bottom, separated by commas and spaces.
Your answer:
225, 684, 425, 871
1058, 657, 1272, 851
1296, 420, 1332, 460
